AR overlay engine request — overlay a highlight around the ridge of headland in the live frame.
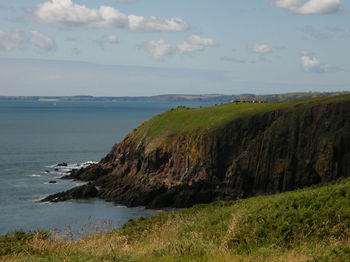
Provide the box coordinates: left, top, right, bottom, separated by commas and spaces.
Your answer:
42, 93, 350, 208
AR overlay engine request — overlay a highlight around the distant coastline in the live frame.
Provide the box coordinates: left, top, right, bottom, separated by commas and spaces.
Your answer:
0, 91, 348, 103
37, 98, 60, 102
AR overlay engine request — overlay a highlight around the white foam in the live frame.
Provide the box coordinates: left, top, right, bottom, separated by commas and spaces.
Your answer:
55, 168, 71, 172
73, 181, 87, 186
46, 164, 59, 168
37, 200, 53, 205
31, 197, 45, 202
82, 161, 97, 165
50, 161, 95, 168
29, 174, 42, 177
71, 161, 97, 170
52, 171, 68, 175
45, 161, 97, 175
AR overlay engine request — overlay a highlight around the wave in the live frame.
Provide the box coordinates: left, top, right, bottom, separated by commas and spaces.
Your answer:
29, 174, 42, 177
47, 161, 97, 170
41, 161, 97, 181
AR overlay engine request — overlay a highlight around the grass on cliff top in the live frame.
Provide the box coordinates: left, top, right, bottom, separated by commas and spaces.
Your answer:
128, 93, 350, 149
2, 176, 350, 261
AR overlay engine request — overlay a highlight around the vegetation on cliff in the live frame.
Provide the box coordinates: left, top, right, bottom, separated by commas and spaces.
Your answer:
128, 93, 350, 149
2, 176, 350, 261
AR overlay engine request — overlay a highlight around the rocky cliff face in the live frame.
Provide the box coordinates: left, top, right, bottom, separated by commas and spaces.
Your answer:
53, 97, 350, 208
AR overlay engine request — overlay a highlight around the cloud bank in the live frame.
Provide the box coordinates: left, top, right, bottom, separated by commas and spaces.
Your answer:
34, 0, 189, 32
144, 35, 215, 59
30, 31, 55, 51
144, 40, 176, 59
128, 15, 188, 32
271, 0, 341, 15
301, 55, 329, 72
249, 44, 272, 54
0, 28, 56, 52
178, 35, 215, 54
0, 29, 24, 50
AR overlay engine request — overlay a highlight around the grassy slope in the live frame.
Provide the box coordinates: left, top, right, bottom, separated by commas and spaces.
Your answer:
129, 93, 350, 150
2, 176, 350, 261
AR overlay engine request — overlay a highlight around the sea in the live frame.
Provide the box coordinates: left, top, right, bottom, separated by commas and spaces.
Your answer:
0, 99, 214, 237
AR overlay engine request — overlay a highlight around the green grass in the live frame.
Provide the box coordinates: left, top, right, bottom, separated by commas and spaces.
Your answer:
128, 93, 350, 150
0, 230, 50, 257
2, 176, 350, 261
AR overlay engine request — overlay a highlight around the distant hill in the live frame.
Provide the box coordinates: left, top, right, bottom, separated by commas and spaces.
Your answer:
0, 91, 348, 102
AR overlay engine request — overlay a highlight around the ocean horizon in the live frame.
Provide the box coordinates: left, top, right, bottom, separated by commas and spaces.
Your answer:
0, 99, 214, 237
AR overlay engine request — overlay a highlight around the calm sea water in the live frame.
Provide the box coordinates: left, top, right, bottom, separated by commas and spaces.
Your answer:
0, 100, 215, 236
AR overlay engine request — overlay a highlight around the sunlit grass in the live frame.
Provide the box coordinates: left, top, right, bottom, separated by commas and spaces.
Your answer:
128, 93, 350, 150
2, 176, 350, 261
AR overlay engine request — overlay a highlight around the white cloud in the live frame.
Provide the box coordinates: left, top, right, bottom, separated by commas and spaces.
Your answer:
271, 0, 341, 15
250, 44, 272, 54
35, 0, 128, 28
294, 0, 341, 14
144, 35, 215, 59
30, 30, 55, 51
34, 0, 189, 32
272, 0, 301, 8
187, 35, 215, 46
144, 40, 176, 59
178, 35, 214, 54
0, 29, 24, 50
301, 55, 329, 72
106, 35, 119, 44
178, 42, 203, 53
128, 15, 188, 32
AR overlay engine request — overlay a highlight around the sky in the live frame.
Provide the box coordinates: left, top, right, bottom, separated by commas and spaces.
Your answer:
0, 0, 349, 96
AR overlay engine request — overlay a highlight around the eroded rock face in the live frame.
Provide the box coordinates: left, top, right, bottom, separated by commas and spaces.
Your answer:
44, 100, 350, 208
40, 184, 98, 202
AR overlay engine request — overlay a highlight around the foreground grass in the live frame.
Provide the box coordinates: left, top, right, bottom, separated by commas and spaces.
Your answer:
1, 177, 350, 261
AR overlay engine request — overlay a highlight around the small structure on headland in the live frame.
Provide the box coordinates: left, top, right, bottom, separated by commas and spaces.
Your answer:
230, 100, 268, 104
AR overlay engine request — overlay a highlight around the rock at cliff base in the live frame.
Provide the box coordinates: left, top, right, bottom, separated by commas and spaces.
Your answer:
40, 183, 98, 202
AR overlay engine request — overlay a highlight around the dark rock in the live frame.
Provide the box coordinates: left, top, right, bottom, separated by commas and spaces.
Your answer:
40, 183, 98, 202
60, 175, 72, 179
48, 180, 57, 184
54, 168, 59, 172
56, 162, 68, 167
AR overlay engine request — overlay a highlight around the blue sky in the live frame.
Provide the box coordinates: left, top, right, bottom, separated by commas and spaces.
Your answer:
0, 0, 349, 96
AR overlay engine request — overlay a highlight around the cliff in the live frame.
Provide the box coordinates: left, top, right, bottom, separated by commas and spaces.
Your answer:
46, 94, 350, 208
